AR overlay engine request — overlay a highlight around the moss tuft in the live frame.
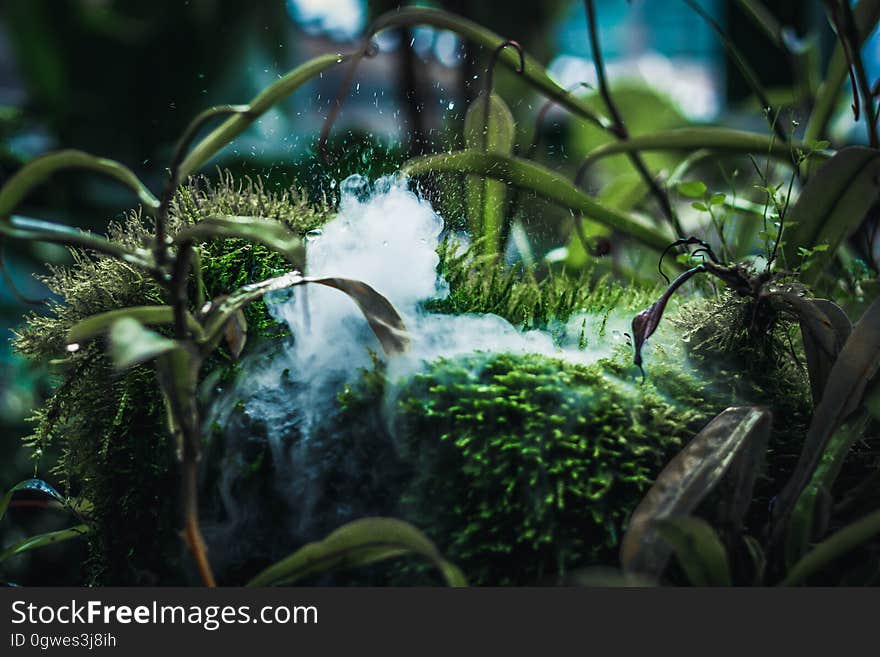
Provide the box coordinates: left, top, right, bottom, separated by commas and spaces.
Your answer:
388, 351, 714, 585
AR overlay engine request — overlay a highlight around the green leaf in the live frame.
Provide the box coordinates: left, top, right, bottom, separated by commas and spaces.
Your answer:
781, 147, 880, 284
621, 406, 771, 578
174, 215, 305, 267
709, 193, 727, 206
0, 525, 90, 564
180, 53, 353, 177
401, 151, 674, 251
578, 128, 826, 172
786, 413, 868, 568
692, 202, 709, 212
0, 479, 66, 525
5, 215, 152, 268
67, 306, 202, 346
108, 318, 178, 369
783, 507, 880, 586
656, 516, 732, 586
0, 150, 159, 224
463, 92, 516, 253
677, 181, 707, 198
247, 517, 467, 587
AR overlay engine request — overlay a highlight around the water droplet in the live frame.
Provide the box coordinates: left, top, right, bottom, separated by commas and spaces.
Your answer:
447, 101, 455, 110
66, 343, 80, 353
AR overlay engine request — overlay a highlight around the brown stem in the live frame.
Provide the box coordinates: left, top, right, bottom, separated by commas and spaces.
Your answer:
183, 454, 216, 587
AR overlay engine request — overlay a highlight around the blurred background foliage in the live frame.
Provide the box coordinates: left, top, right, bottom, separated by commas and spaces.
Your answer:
0, 0, 877, 583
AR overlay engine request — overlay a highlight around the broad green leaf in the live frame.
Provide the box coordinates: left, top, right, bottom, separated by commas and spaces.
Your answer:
174, 215, 305, 267
578, 128, 827, 172
0, 479, 66, 525
401, 151, 674, 251
247, 517, 467, 587
0, 525, 90, 564
621, 406, 771, 578
781, 148, 880, 284
783, 507, 880, 586
108, 318, 178, 369
655, 516, 732, 586
772, 294, 880, 544
67, 306, 202, 346
179, 53, 352, 177
677, 181, 707, 199
464, 92, 515, 253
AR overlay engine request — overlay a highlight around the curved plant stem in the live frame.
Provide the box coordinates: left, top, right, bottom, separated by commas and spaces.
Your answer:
578, 127, 824, 171
804, 0, 880, 144
583, 0, 682, 237
402, 150, 674, 250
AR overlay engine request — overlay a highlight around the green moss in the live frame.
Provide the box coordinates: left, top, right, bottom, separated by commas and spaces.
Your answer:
427, 238, 661, 330
332, 349, 717, 586
13, 173, 332, 584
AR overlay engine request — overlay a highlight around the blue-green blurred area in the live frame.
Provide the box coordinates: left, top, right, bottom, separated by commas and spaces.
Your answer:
0, 0, 877, 583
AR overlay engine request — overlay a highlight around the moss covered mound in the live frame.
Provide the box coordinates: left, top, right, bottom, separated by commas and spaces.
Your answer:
386, 351, 715, 585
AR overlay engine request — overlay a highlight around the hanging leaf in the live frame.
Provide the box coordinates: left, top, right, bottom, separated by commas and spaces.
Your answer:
108, 318, 179, 370
463, 92, 516, 253
631, 266, 706, 373
621, 406, 771, 578
366, 7, 609, 132
655, 516, 732, 586
781, 148, 880, 284
247, 517, 467, 587
223, 309, 248, 360
307, 277, 410, 354
4, 215, 152, 268
201, 272, 409, 356
577, 127, 824, 173
0, 150, 159, 223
